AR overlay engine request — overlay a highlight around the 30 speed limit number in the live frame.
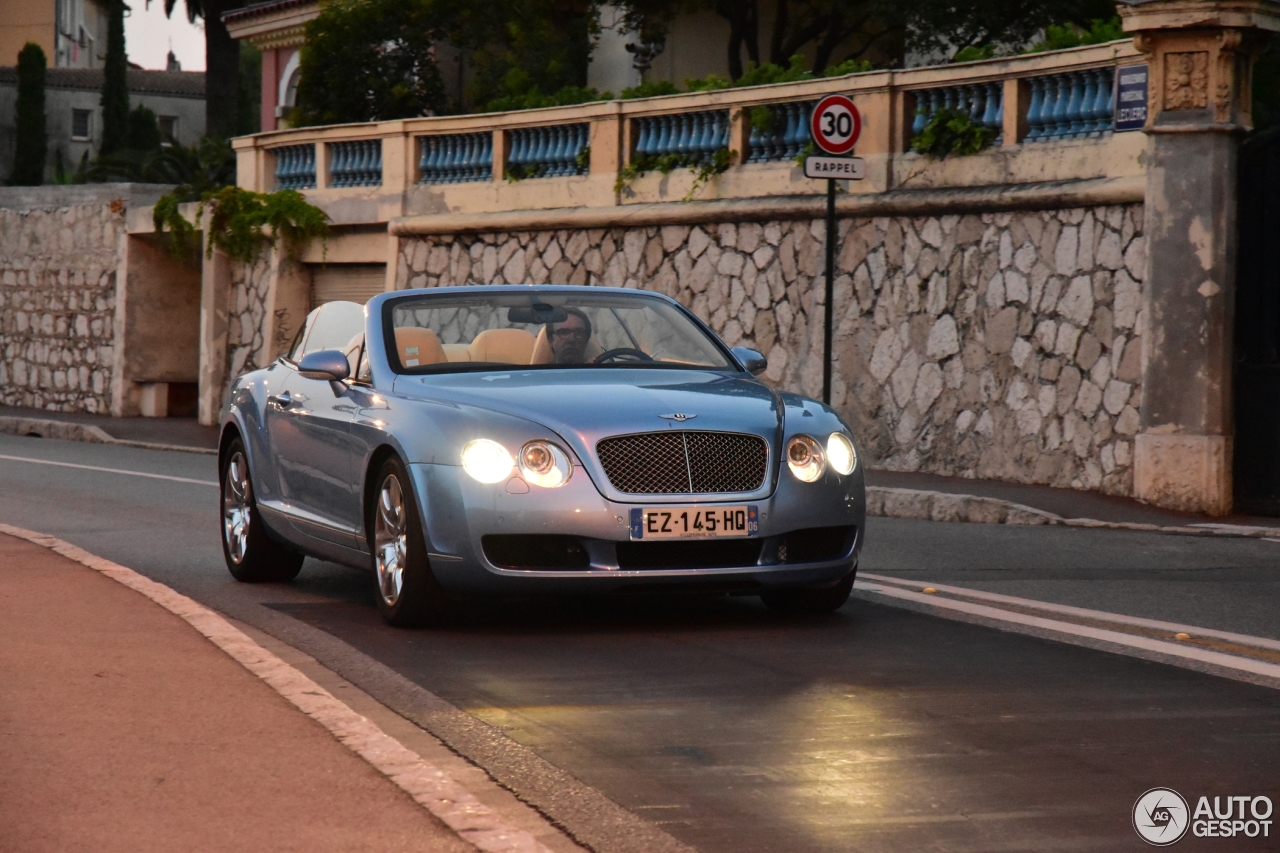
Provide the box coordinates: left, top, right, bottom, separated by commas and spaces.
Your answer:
810, 94, 862, 155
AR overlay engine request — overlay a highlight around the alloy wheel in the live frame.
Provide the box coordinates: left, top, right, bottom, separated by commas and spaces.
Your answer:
374, 474, 408, 607
223, 451, 252, 564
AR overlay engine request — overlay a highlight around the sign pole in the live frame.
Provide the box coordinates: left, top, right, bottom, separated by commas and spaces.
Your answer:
823, 178, 835, 405
808, 93, 861, 407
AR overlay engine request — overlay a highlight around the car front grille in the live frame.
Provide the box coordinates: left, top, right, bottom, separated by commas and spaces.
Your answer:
596, 431, 769, 494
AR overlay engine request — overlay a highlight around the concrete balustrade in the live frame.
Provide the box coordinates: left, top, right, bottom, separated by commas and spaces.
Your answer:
232, 39, 1144, 221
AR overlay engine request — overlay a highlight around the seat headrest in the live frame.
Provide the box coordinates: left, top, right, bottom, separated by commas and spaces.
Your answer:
393, 327, 447, 368
343, 333, 364, 376
441, 343, 472, 363
469, 328, 537, 364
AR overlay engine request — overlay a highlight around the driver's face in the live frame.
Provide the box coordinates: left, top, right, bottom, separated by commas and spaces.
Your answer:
550, 313, 589, 364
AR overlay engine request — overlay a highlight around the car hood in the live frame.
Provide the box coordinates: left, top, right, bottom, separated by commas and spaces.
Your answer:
394, 368, 783, 441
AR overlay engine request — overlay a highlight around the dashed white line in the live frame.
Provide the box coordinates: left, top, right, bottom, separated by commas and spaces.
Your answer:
0, 453, 218, 487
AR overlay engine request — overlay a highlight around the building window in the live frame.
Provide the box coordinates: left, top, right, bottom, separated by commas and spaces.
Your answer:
158, 115, 178, 144
71, 109, 92, 140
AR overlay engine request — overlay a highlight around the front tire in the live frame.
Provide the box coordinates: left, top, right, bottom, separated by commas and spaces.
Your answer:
370, 456, 450, 627
761, 566, 856, 615
221, 438, 303, 583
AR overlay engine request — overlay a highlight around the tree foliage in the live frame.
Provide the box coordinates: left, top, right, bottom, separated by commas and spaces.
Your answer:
9, 42, 47, 186
294, 0, 448, 126
100, 0, 129, 156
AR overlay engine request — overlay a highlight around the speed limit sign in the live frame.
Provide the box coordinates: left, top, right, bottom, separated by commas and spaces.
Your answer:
810, 94, 861, 155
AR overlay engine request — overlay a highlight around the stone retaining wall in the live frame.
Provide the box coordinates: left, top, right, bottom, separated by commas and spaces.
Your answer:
0, 201, 125, 413
398, 203, 1146, 496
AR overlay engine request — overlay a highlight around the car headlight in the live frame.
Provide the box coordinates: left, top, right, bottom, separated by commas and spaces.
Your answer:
519, 440, 572, 488
461, 439, 514, 484
787, 435, 825, 482
827, 432, 857, 476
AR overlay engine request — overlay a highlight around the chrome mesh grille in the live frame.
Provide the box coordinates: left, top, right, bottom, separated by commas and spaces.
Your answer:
596, 431, 768, 494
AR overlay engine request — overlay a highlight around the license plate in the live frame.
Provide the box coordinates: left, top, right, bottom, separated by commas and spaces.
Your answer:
629, 506, 758, 540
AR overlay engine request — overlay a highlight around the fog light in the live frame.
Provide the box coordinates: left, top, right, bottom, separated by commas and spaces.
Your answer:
787, 435, 825, 482
827, 432, 856, 476
519, 440, 571, 488
461, 439, 514, 484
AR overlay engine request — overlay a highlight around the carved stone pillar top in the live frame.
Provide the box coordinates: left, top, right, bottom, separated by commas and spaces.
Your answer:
1120, 0, 1280, 131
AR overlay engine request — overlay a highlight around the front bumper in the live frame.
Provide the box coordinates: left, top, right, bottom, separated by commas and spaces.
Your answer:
408, 461, 865, 595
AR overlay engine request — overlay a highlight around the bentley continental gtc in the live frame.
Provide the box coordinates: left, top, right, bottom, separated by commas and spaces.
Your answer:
219, 286, 866, 626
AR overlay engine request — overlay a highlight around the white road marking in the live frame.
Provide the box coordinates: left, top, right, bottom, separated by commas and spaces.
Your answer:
861, 572, 1280, 653
856, 577, 1280, 684
0, 453, 218, 487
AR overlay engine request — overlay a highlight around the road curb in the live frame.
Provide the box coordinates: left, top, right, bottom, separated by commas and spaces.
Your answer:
866, 486, 1280, 540
0, 415, 217, 455
0, 522, 556, 853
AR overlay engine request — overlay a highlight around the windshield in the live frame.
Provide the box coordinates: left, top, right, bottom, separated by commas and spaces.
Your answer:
386, 290, 735, 373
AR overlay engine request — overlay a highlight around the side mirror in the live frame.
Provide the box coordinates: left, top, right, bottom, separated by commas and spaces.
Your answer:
298, 349, 351, 383
732, 346, 768, 377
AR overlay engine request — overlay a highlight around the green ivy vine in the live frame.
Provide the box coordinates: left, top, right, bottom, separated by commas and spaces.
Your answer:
614, 147, 736, 201
153, 186, 330, 264
910, 108, 994, 158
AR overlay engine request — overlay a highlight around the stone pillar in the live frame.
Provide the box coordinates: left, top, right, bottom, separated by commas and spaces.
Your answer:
198, 221, 233, 427
1120, 0, 1280, 515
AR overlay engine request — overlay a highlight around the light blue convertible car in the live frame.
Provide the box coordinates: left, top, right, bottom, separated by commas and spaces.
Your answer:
219, 286, 865, 626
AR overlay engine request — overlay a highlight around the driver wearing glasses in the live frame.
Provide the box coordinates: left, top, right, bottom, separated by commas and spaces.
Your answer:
548, 307, 594, 364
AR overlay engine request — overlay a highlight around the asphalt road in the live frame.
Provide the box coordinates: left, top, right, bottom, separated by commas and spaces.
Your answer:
2, 432, 1278, 853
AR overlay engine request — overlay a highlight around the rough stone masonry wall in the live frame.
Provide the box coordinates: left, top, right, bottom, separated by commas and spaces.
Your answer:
227, 254, 273, 384
398, 203, 1146, 496
0, 202, 124, 413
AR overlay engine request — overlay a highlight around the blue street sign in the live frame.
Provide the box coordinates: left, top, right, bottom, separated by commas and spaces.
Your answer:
1115, 64, 1150, 133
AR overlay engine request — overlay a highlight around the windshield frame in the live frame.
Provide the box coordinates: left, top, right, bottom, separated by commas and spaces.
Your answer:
379, 287, 744, 376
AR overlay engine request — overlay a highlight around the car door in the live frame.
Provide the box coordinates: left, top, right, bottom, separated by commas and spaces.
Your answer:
265, 366, 362, 547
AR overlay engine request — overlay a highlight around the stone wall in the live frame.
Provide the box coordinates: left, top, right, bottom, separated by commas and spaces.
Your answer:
227, 255, 273, 383
0, 201, 125, 413
398, 203, 1146, 496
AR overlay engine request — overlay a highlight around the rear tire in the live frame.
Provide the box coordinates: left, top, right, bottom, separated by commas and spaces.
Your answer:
220, 438, 304, 583
370, 456, 450, 627
761, 566, 856, 615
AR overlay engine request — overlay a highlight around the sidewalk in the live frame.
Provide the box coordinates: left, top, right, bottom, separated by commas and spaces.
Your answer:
0, 405, 218, 452
0, 531, 478, 853
5, 403, 1279, 532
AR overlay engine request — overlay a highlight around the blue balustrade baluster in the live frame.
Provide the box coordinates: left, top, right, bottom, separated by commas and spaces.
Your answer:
669, 113, 688, 158
1038, 77, 1059, 139
352, 142, 366, 185
1050, 75, 1071, 139
451, 135, 468, 182
912, 92, 928, 138
1025, 78, 1045, 141
417, 138, 430, 183
651, 115, 669, 156
332, 144, 347, 188
696, 112, 714, 161
479, 134, 493, 180
544, 126, 563, 176
636, 118, 652, 158
982, 82, 1001, 135
467, 134, 483, 180
275, 148, 287, 188
506, 132, 523, 178
966, 85, 982, 125
710, 110, 727, 152
1091, 69, 1113, 135
1063, 73, 1084, 138
1080, 72, 1098, 139
747, 120, 765, 163
785, 102, 803, 159
569, 125, 584, 175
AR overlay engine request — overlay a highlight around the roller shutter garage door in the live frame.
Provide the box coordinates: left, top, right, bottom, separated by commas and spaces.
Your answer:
309, 264, 387, 309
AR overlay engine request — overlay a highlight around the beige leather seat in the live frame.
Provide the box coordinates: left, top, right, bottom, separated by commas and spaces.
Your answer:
393, 327, 447, 368
530, 326, 604, 365
442, 343, 471, 363
469, 328, 536, 364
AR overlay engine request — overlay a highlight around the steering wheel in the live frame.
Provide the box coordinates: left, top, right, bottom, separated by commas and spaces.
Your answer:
593, 347, 654, 364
